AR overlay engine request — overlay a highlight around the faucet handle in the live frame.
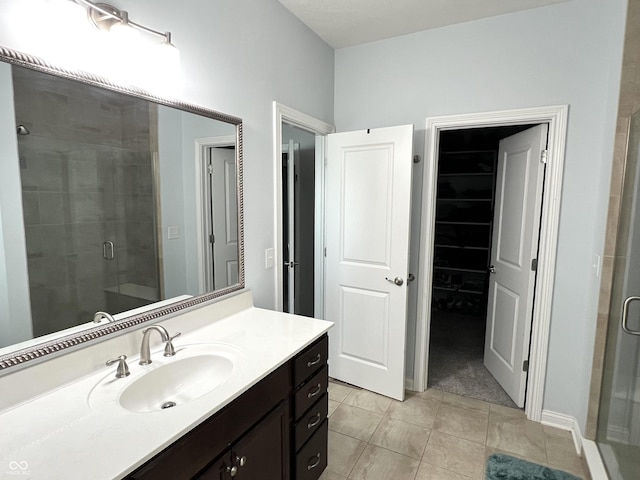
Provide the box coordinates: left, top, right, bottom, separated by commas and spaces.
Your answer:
106, 355, 130, 378
164, 332, 181, 357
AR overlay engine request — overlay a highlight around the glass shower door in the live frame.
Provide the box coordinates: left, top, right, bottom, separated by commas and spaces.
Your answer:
597, 110, 640, 480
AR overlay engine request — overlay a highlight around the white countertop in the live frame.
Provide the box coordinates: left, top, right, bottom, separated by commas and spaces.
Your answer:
0, 305, 332, 480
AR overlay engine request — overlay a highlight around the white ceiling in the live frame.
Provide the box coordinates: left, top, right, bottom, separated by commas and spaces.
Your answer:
278, 0, 572, 48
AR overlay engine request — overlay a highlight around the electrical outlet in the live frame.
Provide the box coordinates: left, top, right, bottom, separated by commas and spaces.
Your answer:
265, 248, 275, 269
167, 226, 179, 240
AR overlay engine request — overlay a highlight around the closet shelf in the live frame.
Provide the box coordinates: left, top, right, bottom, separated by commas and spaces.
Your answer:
433, 286, 484, 295
436, 221, 492, 226
434, 266, 487, 274
438, 172, 493, 177
434, 244, 489, 251
437, 198, 492, 202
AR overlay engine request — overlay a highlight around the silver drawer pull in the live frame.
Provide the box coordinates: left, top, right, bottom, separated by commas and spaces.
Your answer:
307, 453, 321, 470
307, 384, 322, 399
307, 353, 321, 367
307, 413, 322, 429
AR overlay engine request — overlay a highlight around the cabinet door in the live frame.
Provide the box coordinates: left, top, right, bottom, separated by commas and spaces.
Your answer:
198, 451, 233, 480
234, 401, 289, 480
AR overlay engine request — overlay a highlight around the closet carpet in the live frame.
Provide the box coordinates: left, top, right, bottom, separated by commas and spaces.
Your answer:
428, 311, 518, 409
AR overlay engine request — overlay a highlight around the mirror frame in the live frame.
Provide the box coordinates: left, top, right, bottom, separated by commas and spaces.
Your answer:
0, 45, 245, 373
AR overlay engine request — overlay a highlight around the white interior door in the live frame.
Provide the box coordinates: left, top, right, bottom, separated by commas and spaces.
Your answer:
484, 124, 547, 407
211, 147, 238, 290
325, 125, 413, 401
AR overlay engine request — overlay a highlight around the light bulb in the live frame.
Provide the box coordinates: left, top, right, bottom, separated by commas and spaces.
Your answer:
109, 11, 140, 43
159, 33, 180, 67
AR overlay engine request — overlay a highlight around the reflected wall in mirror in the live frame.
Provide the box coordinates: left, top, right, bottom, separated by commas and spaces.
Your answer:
0, 58, 243, 357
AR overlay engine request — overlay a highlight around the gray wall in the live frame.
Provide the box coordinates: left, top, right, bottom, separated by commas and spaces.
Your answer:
334, 0, 626, 431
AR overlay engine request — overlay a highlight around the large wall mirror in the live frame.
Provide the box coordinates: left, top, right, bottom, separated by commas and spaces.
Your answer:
0, 46, 244, 373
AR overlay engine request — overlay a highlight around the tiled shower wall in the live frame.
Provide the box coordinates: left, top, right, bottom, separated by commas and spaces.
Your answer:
13, 66, 159, 337
586, 0, 640, 439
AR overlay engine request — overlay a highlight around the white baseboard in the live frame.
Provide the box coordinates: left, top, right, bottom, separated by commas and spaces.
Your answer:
405, 377, 415, 391
541, 410, 583, 455
582, 439, 609, 480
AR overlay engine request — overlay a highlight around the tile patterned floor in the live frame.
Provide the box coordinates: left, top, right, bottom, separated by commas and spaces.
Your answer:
320, 381, 587, 480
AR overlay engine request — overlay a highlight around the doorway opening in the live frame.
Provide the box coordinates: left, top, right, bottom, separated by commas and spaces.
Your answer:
428, 125, 538, 409
414, 106, 568, 422
282, 125, 315, 315
273, 103, 334, 316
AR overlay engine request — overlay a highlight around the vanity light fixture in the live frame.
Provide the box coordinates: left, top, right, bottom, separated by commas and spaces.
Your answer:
73, 0, 178, 54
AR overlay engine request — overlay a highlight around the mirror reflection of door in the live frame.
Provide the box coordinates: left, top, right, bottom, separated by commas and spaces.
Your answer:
207, 146, 238, 291
282, 124, 316, 316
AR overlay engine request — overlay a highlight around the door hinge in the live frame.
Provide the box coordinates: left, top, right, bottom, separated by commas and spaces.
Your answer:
523, 360, 529, 372
209, 234, 214, 244
207, 164, 213, 174
324, 247, 327, 257
540, 149, 548, 164
531, 258, 538, 271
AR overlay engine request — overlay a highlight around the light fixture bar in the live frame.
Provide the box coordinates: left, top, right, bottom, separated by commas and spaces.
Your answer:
74, 0, 174, 44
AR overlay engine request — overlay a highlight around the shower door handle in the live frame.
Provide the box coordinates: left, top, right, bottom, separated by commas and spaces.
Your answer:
621, 296, 640, 335
103, 241, 115, 261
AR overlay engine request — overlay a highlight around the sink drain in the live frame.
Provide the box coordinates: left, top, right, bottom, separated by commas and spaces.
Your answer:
161, 401, 177, 409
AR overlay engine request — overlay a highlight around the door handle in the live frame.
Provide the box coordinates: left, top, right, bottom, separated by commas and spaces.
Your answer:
489, 265, 496, 274
103, 241, 114, 261
385, 276, 404, 286
622, 296, 640, 335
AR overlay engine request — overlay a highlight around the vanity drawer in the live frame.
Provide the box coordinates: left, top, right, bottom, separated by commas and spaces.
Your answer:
293, 335, 328, 387
294, 365, 328, 420
295, 420, 328, 480
294, 393, 328, 452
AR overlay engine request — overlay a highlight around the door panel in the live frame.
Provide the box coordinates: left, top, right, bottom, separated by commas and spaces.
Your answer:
342, 147, 393, 265
490, 284, 519, 368
497, 152, 528, 267
326, 125, 413, 401
484, 124, 547, 407
340, 286, 389, 366
211, 147, 238, 290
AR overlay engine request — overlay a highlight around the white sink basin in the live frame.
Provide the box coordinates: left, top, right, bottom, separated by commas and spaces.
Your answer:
89, 344, 241, 413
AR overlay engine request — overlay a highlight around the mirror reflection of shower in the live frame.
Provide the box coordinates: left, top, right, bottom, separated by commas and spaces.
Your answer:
12, 66, 161, 338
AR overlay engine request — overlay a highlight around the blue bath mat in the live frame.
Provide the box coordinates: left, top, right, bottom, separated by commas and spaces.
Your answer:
486, 453, 582, 480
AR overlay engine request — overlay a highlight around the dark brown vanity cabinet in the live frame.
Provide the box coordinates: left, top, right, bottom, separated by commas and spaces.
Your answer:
124, 334, 329, 480
198, 401, 289, 480
291, 336, 329, 480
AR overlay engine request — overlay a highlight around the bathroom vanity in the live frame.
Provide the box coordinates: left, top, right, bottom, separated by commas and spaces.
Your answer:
0, 291, 332, 480
126, 335, 329, 480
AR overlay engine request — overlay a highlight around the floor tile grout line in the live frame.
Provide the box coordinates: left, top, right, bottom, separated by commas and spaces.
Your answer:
328, 385, 584, 480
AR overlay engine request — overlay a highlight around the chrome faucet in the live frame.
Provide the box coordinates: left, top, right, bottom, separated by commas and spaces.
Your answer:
139, 325, 181, 365
93, 311, 115, 323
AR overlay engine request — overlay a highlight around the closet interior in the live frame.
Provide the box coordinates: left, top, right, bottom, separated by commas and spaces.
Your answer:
427, 125, 533, 408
